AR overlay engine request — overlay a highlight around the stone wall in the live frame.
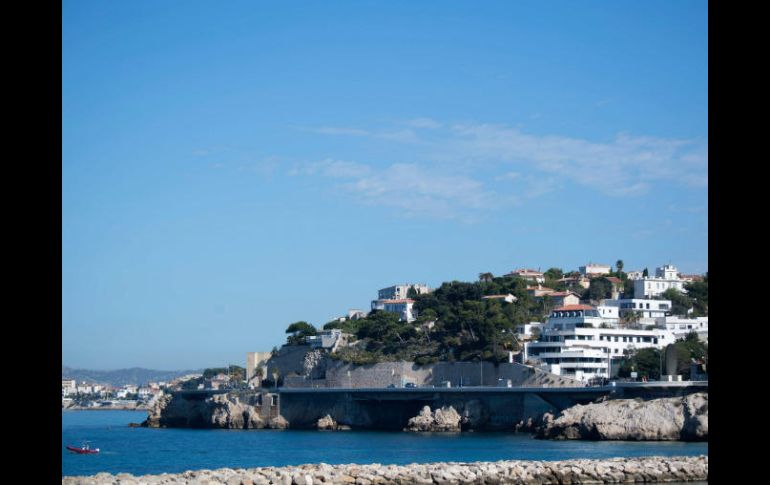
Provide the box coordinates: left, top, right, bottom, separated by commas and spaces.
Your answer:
322, 361, 580, 388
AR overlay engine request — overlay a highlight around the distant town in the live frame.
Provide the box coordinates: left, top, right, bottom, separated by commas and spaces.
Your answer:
63, 261, 707, 408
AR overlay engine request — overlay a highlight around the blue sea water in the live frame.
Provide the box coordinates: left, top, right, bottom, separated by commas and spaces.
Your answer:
62, 410, 708, 477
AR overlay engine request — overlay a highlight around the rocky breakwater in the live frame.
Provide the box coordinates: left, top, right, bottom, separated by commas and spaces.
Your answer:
533, 392, 708, 441
404, 405, 462, 432
143, 393, 289, 429
62, 455, 708, 484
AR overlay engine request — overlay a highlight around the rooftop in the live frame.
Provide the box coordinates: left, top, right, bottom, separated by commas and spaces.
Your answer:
553, 304, 596, 311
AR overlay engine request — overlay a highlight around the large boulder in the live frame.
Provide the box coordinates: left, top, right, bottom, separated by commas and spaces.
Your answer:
536, 392, 707, 441
404, 406, 461, 432
317, 414, 338, 430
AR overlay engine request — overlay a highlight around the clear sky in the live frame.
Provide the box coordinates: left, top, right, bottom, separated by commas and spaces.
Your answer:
62, 0, 708, 370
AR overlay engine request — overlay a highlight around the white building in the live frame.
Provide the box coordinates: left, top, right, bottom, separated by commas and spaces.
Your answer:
306, 329, 345, 349
62, 379, 76, 396
656, 316, 708, 341
579, 263, 611, 276
603, 298, 672, 320
377, 299, 417, 322
634, 264, 687, 298
378, 284, 432, 300
506, 269, 545, 284
515, 322, 543, 340
626, 271, 644, 280
524, 304, 677, 382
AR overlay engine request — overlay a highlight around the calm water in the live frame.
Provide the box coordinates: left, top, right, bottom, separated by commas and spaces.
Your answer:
62, 410, 708, 477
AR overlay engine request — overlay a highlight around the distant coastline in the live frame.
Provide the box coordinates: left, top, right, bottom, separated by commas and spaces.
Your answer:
63, 406, 148, 411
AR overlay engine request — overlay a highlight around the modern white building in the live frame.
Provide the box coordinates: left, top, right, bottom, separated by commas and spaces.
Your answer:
633, 264, 687, 298
656, 316, 708, 341
506, 269, 545, 284
579, 263, 611, 276
524, 304, 677, 382
603, 298, 673, 320
377, 299, 417, 322
306, 329, 345, 349
378, 284, 432, 300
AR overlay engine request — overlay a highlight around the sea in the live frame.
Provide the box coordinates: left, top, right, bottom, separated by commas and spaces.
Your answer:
62, 410, 708, 478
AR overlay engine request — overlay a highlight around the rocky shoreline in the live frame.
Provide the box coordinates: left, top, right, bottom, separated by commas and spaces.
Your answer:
525, 393, 708, 441
62, 455, 707, 484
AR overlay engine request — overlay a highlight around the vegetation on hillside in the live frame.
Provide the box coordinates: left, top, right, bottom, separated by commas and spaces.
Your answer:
617, 332, 708, 380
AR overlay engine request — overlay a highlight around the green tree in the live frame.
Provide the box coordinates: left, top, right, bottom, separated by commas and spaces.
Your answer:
618, 348, 662, 380
622, 279, 635, 298
478, 272, 494, 283
615, 260, 624, 275
285, 321, 317, 345
661, 288, 693, 316
684, 277, 708, 316
642, 267, 649, 278
587, 278, 613, 301
544, 267, 563, 281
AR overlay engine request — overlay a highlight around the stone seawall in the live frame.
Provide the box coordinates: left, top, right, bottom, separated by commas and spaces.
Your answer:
62, 455, 707, 484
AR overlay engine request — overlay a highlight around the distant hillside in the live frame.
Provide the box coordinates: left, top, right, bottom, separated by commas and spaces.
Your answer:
61, 366, 203, 387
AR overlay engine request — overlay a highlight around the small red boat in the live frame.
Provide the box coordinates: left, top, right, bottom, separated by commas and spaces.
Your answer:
66, 444, 99, 454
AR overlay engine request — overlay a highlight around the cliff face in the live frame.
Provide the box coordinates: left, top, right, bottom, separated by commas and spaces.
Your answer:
535, 392, 708, 441
143, 393, 287, 429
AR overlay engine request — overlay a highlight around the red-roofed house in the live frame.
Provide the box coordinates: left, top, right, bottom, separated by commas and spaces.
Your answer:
548, 291, 581, 307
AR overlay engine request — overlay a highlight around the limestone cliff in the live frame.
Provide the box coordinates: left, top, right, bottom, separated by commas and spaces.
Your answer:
534, 392, 708, 441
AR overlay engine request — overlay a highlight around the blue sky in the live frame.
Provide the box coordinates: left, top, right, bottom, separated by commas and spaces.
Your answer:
62, 0, 708, 370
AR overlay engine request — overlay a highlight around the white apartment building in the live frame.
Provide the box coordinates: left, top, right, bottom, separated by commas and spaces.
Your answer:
579, 263, 611, 276
634, 264, 687, 298
603, 298, 673, 320
506, 269, 545, 284
378, 284, 432, 300
524, 304, 677, 382
656, 316, 708, 341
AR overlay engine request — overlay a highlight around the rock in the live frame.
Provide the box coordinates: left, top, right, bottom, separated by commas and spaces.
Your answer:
317, 415, 337, 430
404, 405, 461, 432
270, 415, 290, 429
535, 392, 708, 441
62, 455, 708, 485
